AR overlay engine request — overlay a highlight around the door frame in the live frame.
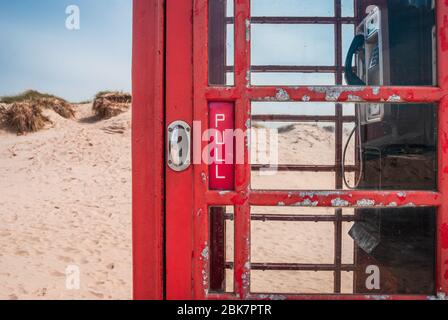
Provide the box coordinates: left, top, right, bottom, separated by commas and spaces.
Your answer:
132, 0, 448, 300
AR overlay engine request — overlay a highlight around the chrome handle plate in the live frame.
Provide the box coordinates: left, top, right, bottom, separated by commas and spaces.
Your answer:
167, 121, 191, 172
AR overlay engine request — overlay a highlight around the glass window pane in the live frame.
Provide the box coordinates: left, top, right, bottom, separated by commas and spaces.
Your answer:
351, 207, 436, 295
251, 220, 334, 264
342, 24, 355, 66
209, 0, 234, 86
251, 270, 334, 294
251, 0, 334, 17
248, 206, 436, 295
209, 206, 234, 293
250, 103, 437, 191
341, 0, 355, 17
251, 24, 335, 66
251, 72, 335, 86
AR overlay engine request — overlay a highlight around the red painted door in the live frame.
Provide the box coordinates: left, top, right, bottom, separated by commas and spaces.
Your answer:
134, 0, 448, 300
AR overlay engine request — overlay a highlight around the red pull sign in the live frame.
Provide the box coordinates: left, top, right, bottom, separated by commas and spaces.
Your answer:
209, 102, 235, 190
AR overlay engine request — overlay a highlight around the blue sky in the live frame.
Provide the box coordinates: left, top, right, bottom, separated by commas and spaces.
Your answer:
0, 0, 132, 102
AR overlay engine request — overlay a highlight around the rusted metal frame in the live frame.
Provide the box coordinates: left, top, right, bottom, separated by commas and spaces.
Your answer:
252, 115, 355, 122
226, 16, 356, 24
334, 0, 344, 294
225, 213, 356, 223
233, 0, 251, 300
251, 164, 357, 172
193, 0, 211, 299
225, 262, 355, 272
436, 0, 448, 296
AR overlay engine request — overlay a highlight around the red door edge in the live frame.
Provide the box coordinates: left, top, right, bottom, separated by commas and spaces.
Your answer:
132, 0, 165, 300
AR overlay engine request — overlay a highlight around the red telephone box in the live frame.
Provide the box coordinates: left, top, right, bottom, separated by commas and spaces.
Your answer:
132, 0, 448, 300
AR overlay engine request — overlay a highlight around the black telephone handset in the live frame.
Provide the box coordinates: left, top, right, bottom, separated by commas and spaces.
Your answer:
344, 34, 366, 86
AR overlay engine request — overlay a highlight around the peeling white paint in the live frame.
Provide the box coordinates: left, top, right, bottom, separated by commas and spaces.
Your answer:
257, 294, 287, 300
308, 86, 364, 102
397, 191, 407, 198
372, 87, 380, 95
348, 95, 362, 102
387, 94, 402, 102
219, 191, 230, 196
428, 292, 448, 300
275, 88, 290, 101
302, 95, 311, 102
277, 202, 285, 206
294, 199, 319, 207
356, 199, 375, 207
366, 295, 390, 300
201, 246, 209, 260
387, 202, 398, 207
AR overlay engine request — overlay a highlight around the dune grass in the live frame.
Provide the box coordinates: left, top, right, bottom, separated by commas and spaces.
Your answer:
93, 91, 131, 120
2, 102, 52, 135
0, 90, 75, 119
0, 90, 66, 104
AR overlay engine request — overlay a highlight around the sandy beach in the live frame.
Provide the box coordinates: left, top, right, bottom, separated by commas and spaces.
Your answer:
0, 104, 132, 299
0, 105, 355, 299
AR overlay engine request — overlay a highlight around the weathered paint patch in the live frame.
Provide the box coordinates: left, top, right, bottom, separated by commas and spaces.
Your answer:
275, 88, 290, 101
372, 87, 380, 95
302, 95, 311, 102
257, 294, 287, 301
308, 86, 364, 101
348, 95, 362, 102
331, 198, 349, 207
397, 191, 407, 199
201, 246, 209, 260
294, 199, 319, 207
298, 191, 344, 198
387, 94, 402, 102
387, 202, 398, 207
245, 19, 250, 42
356, 199, 375, 207
428, 292, 448, 300
366, 295, 390, 300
